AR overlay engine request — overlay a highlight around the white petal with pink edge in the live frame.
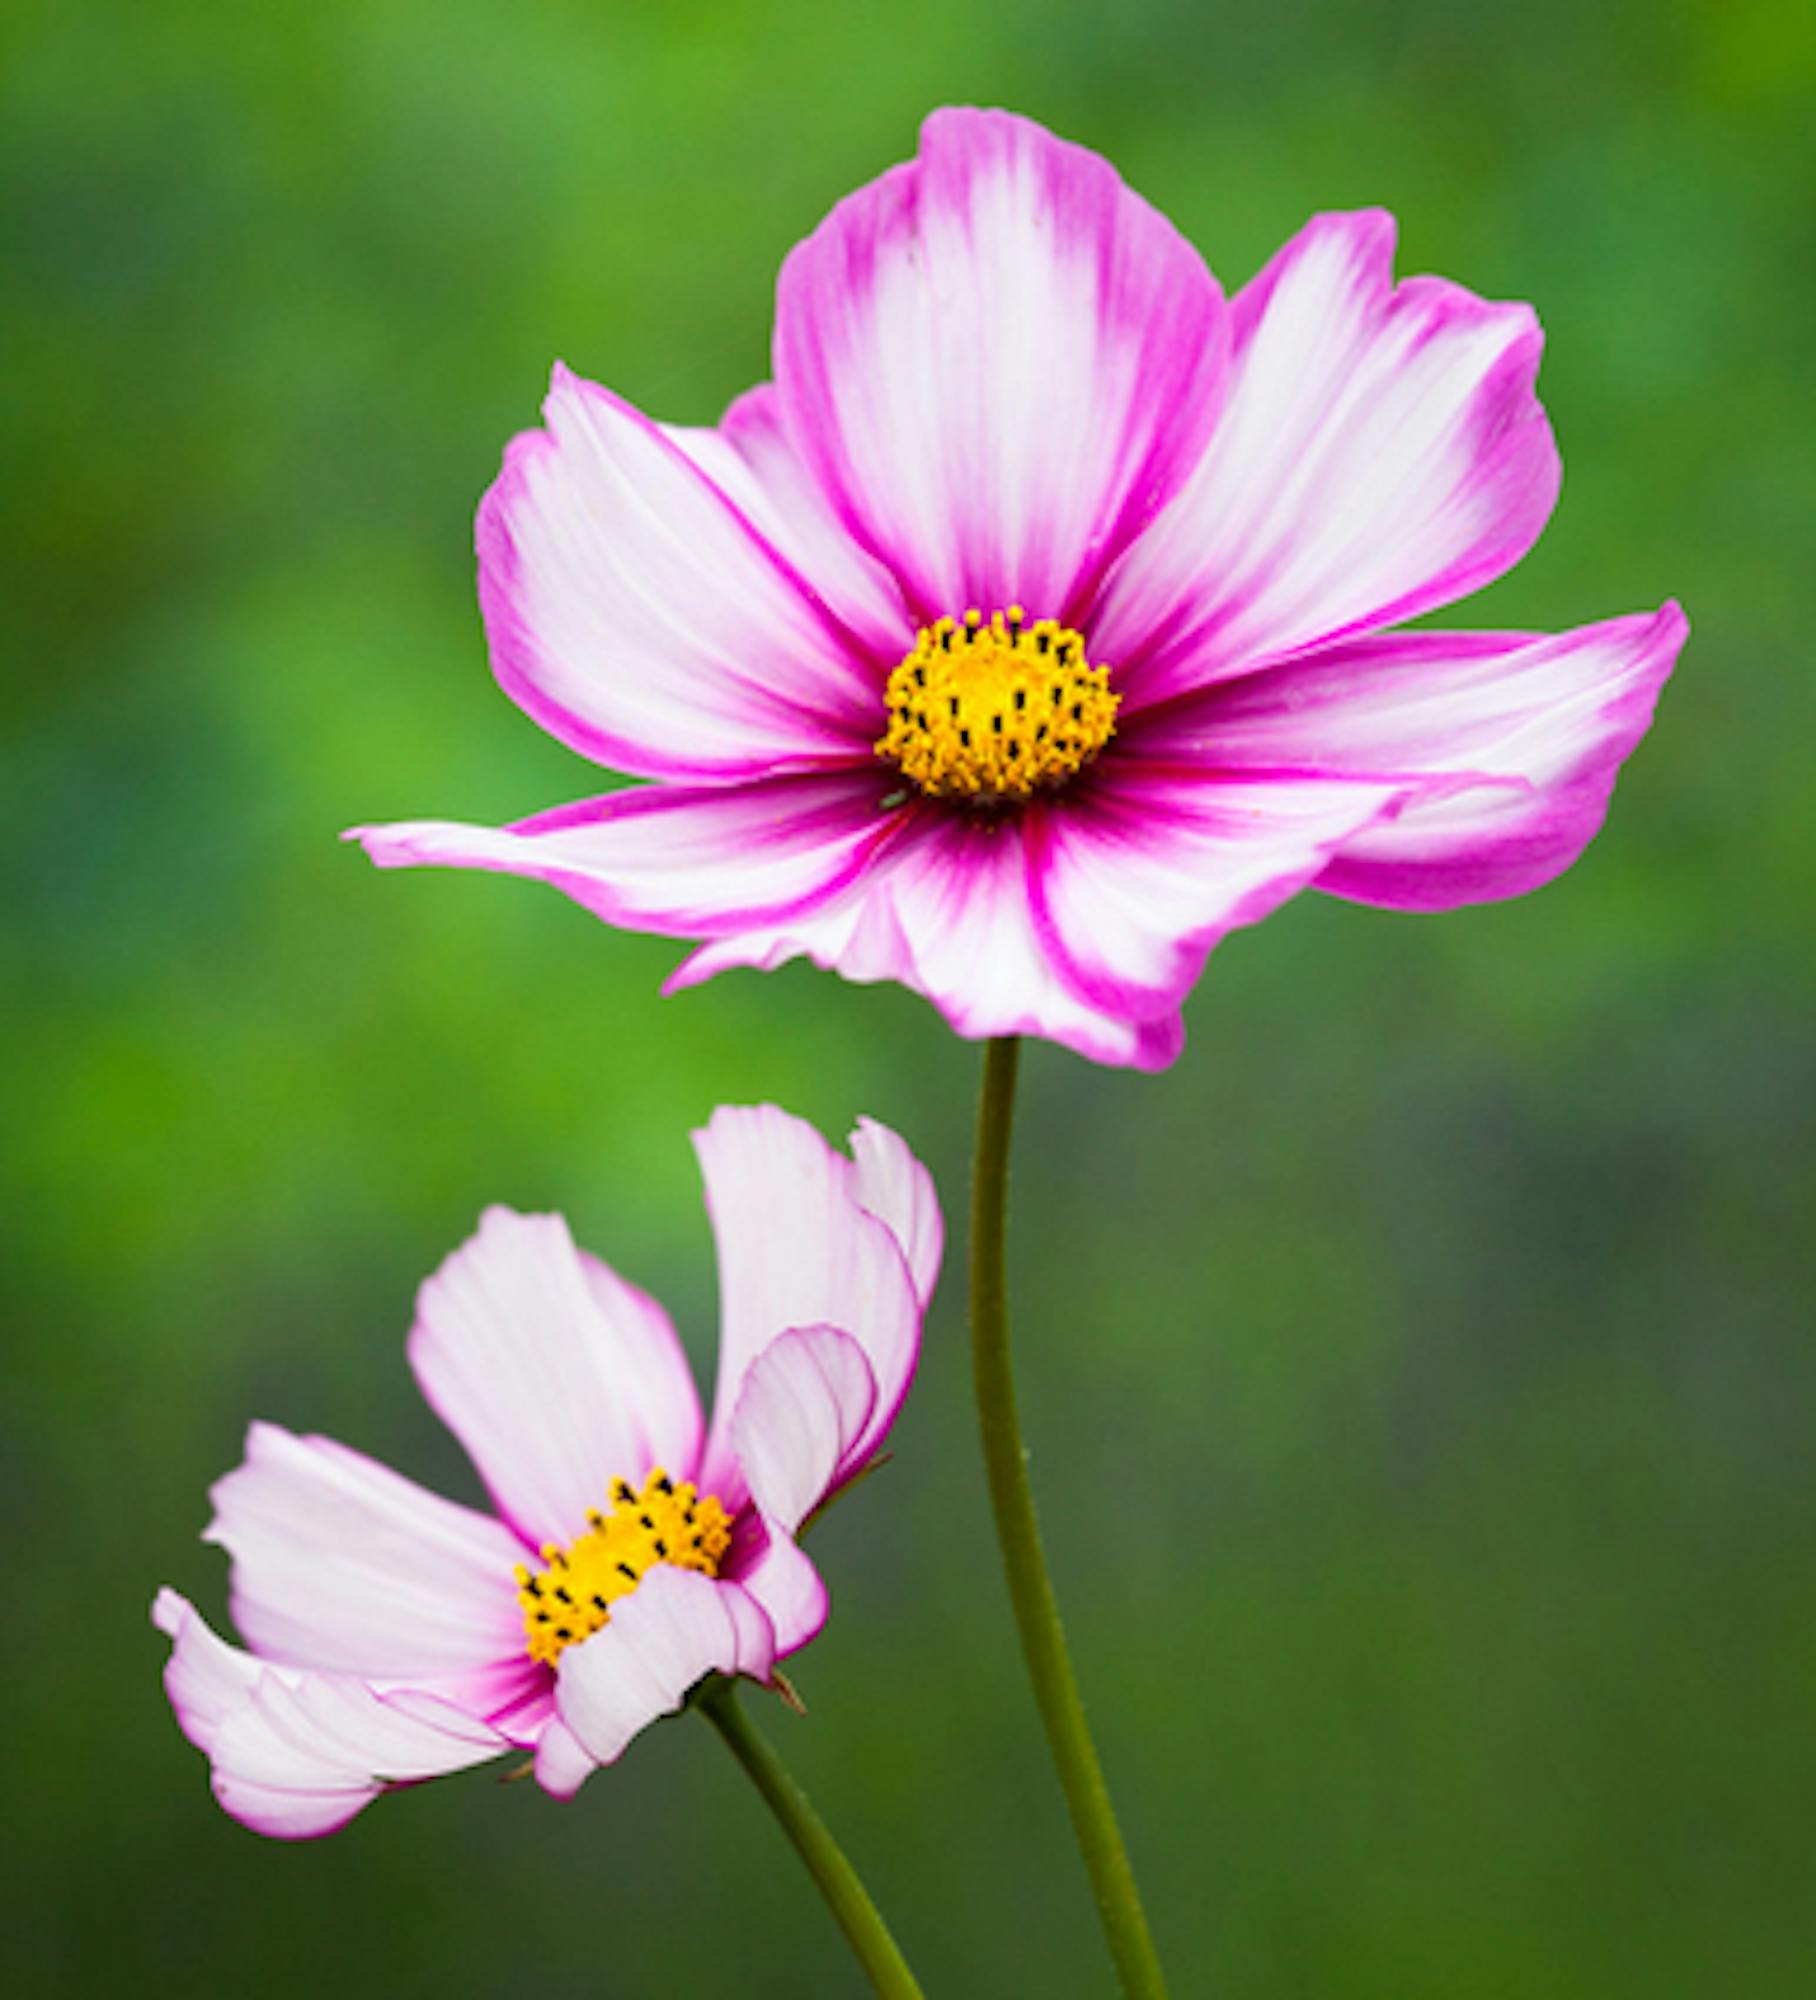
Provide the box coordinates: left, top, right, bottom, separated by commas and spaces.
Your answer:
1095, 209, 1560, 704
667, 384, 911, 663
849, 1116, 943, 1309
727, 1326, 879, 1656
692, 1106, 922, 1508
478, 366, 879, 781
156, 1585, 263, 1746
409, 1207, 704, 1553
154, 1591, 510, 1839
663, 828, 1189, 1073
775, 107, 1228, 623
350, 769, 902, 939
733, 1327, 877, 1528
536, 1567, 775, 1792
204, 1423, 537, 1715
848, 808, 1203, 1065
1164, 605, 1684, 909
1025, 763, 1415, 1019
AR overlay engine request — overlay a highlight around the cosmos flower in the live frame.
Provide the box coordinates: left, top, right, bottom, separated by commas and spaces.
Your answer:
353, 108, 1685, 1070
153, 1106, 939, 1837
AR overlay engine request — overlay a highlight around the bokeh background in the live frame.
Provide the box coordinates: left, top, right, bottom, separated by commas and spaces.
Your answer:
5, 1, 1813, 1993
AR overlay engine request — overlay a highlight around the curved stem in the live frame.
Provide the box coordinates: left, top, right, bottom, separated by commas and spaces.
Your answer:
696, 1678, 924, 2000
969, 1035, 1170, 1998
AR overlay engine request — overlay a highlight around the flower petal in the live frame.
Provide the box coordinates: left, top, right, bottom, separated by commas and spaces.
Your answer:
1095, 210, 1560, 703
775, 107, 1227, 623
725, 1327, 876, 1657
350, 769, 902, 939
1024, 762, 1415, 1019
409, 1207, 704, 1552
715, 1517, 827, 1668
537, 1567, 775, 1792
849, 1116, 943, 1309
667, 384, 911, 663
734, 1326, 877, 1532
202, 1422, 540, 1721
361, 772, 1185, 1071
664, 816, 1190, 1072
878, 811, 1182, 1056
1164, 605, 1687, 908
477, 365, 880, 780
692, 1106, 922, 1509
155, 1585, 262, 1749
153, 1591, 510, 1839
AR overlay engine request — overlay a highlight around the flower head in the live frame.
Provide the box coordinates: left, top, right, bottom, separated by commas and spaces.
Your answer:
154, 1106, 939, 1837
354, 108, 1685, 1070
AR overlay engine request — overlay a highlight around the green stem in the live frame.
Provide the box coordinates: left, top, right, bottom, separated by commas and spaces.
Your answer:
696, 1678, 924, 1999
970, 1035, 1170, 1998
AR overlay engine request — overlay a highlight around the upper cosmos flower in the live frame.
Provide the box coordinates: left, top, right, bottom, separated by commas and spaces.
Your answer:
153, 1106, 939, 1837
352, 108, 1686, 1072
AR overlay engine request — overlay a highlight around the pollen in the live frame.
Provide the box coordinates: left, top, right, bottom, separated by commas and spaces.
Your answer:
514, 1468, 733, 1668
876, 607, 1119, 803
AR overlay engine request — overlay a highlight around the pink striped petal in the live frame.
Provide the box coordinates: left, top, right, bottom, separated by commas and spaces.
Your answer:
775, 107, 1227, 623
727, 1327, 878, 1656
867, 814, 1068, 1038
478, 365, 879, 781
1026, 764, 1413, 1018
154, 1591, 510, 1839
537, 1567, 775, 1791
350, 768, 900, 938
664, 820, 1189, 1072
358, 775, 1185, 1069
410, 1207, 704, 1553
1158, 605, 1686, 908
880, 811, 1207, 1063
692, 1106, 922, 1510
1095, 210, 1560, 704
203, 1423, 539, 1721
667, 384, 912, 663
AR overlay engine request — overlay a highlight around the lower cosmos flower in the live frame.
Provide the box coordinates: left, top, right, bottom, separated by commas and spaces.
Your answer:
153, 1106, 939, 1837
352, 107, 1686, 1071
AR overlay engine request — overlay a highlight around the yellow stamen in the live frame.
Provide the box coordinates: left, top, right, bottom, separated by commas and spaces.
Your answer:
876, 607, 1119, 803
514, 1468, 733, 1667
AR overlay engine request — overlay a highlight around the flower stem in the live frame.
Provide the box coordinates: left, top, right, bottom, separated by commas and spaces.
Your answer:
696, 1677, 924, 1999
970, 1035, 1170, 1998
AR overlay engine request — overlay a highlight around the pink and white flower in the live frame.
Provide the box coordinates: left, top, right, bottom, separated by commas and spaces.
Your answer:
353, 108, 1685, 1071
153, 1106, 939, 1838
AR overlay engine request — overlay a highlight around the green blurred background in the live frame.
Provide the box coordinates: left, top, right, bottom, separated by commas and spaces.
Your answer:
4, 0, 1813, 1992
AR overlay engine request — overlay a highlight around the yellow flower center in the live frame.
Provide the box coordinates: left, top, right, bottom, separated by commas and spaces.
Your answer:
876, 608, 1119, 803
515, 1468, 733, 1667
